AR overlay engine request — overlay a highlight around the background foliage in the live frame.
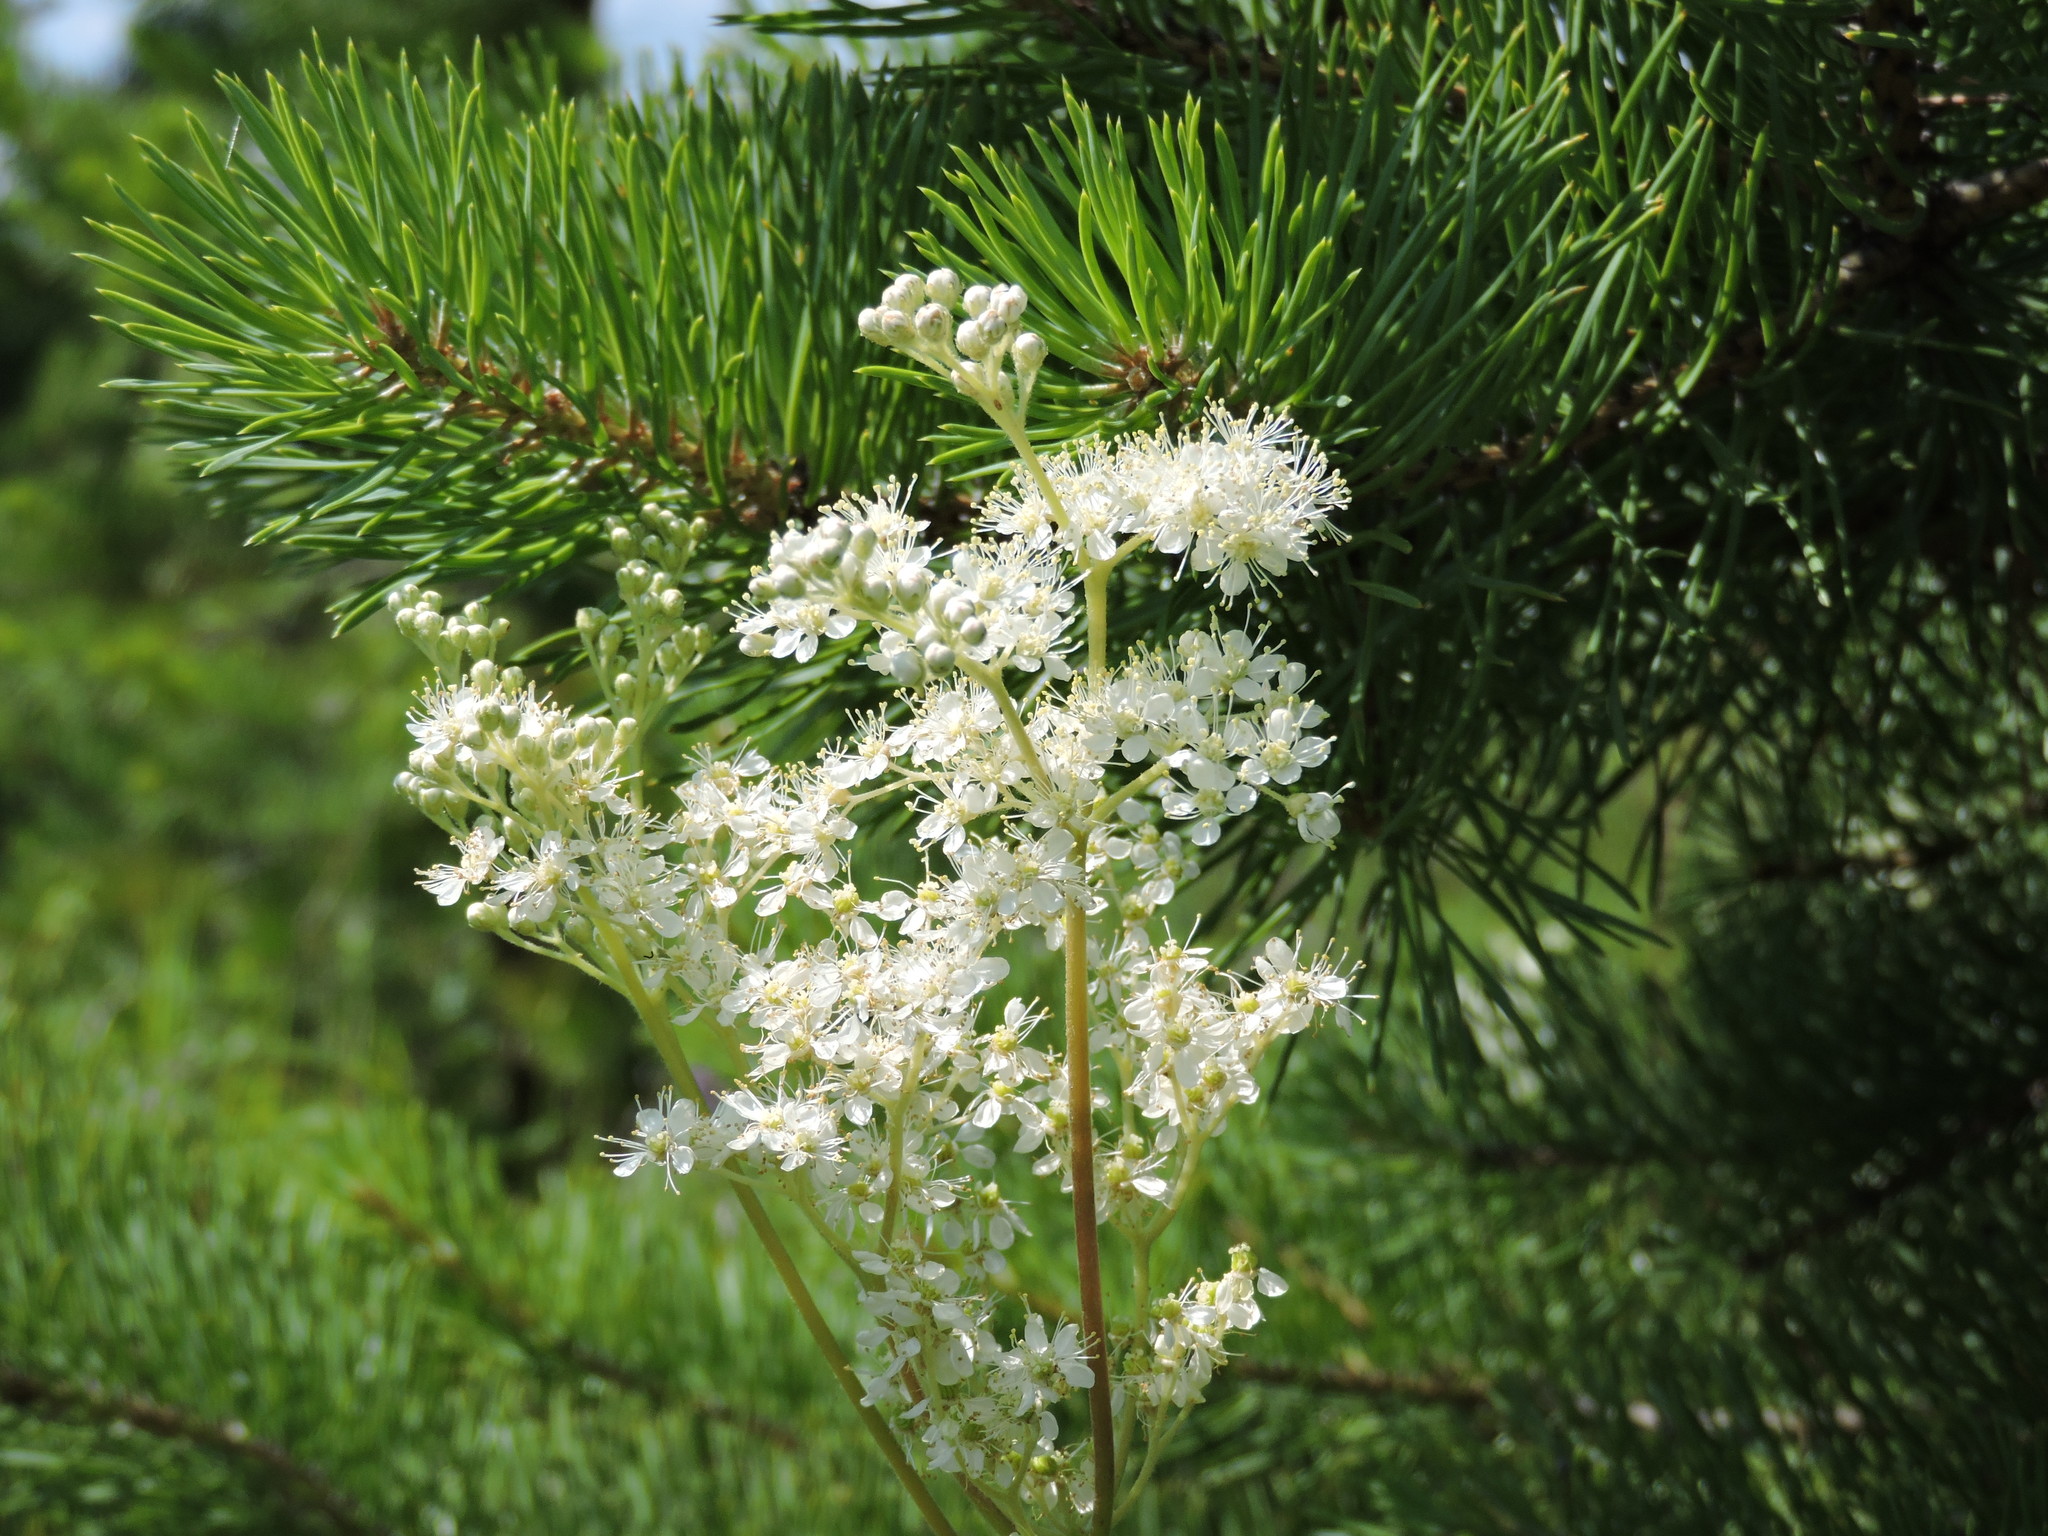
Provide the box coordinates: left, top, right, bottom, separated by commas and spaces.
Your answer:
4, 1, 2047, 1532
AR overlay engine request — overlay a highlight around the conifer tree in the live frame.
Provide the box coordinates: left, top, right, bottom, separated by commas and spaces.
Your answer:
8, 2, 2048, 1532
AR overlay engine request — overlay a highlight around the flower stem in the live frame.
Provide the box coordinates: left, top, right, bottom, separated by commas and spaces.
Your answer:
595, 925, 962, 1536
1114, 1401, 1192, 1522
1064, 899, 1116, 1533
1084, 565, 1110, 684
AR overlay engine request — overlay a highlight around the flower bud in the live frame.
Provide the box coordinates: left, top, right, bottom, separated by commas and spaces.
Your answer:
925, 268, 962, 308
942, 594, 976, 628
1013, 331, 1047, 374
955, 319, 988, 359
958, 616, 987, 647
962, 284, 991, 315
991, 283, 1028, 325
575, 607, 605, 638
771, 566, 804, 598
857, 306, 885, 341
894, 567, 931, 603
923, 643, 956, 674
877, 307, 914, 344
889, 648, 926, 686
914, 303, 950, 344
849, 524, 878, 560
860, 575, 893, 608
466, 901, 502, 931
882, 273, 926, 310
470, 659, 499, 693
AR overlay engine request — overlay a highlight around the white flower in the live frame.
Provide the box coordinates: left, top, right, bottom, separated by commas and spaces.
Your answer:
418, 821, 505, 906
1287, 789, 1344, 843
992, 1313, 1094, 1415
493, 830, 580, 926
1250, 938, 1352, 1034
1214, 1243, 1288, 1330
598, 1089, 703, 1190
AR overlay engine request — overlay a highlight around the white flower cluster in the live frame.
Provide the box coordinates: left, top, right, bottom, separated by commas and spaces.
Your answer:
859, 269, 1046, 425
385, 269, 1361, 1530
980, 407, 1349, 596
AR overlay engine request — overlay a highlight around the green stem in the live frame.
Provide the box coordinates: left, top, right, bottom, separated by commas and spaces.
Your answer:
998, 418, 1072, 534
1064, 901, 1116, 1534
1114, 1401, 1192, 1522
959, 658, 1057, 790
1089, 761, 1173, 823
593, 922, 962, 1536
1084, 565, 1110, 684
881, 1038, 924, 1243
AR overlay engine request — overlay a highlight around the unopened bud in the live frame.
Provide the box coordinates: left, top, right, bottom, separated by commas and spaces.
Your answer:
925, 268, 962, 308
923, 643, 956, 674
1013, 331, 1047, 374
889, 649, 925, 686
914, 303, 950, 344
962, 284, 992, 315
882, 273, 926, 310
955, 319, 988, 359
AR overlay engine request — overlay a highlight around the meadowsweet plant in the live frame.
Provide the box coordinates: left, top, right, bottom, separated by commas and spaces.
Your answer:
388, 269, 1355, 1536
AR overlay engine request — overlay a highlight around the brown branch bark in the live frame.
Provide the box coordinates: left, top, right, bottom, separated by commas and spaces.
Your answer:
0, 1363, 387, 1536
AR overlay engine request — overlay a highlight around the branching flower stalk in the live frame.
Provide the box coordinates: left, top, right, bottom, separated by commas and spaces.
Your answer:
388, 268, 1355, 1534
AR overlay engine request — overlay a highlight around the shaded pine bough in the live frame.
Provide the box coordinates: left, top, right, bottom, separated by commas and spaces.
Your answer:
384, 268, 1357, 1534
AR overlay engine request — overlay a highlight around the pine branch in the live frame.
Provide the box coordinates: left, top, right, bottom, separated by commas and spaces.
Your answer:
347, 1185, 801, 1448
1229, 1359, 1493, 1410
1738, 1076, 2048, 1272
0, 1363, 389, 1536
1432, 152, 2048, 498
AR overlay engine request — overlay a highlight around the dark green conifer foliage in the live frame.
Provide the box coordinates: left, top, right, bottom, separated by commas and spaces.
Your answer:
6, 1, 2048, 1531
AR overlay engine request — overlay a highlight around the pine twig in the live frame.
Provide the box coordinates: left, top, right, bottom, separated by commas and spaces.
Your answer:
0, 1363, 389, 1536
1229, 1359, 1493, 1410
1738, 1076, 2048, 1271
347, 1185, 802, 1449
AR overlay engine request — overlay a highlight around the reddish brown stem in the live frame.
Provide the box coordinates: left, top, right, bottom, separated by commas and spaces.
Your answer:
1064, 900, 1116, 1531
